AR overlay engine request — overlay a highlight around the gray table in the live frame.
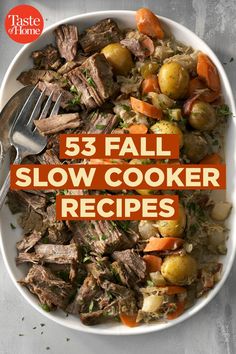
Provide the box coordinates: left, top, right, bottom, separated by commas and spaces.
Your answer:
0, 1, 235, 353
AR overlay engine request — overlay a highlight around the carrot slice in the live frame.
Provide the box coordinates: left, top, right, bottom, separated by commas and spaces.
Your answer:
188, 77, 220, 103
158, 286, 186, 295
200, 153, 222, 164
89, 159, 126, 164
143, 255, 162, 273
136, 8, 164, 39
167, 301, 185, 320
142, 75, 160, 94
197, 53, 221, 92
130, 96, 163, 119
144, 237, 184, 252
128, 124, 148, 134
120, 313, 139, 327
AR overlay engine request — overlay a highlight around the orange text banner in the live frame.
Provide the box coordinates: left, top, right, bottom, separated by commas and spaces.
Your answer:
10, 164, 226, 190
56, 194, 179, 220
59, 134, 180, 159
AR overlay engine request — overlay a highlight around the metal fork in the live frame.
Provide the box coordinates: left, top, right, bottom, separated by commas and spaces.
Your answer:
0, 87, 62, 209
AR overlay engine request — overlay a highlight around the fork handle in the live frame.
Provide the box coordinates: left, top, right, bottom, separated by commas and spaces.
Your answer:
0, 151, 23, 209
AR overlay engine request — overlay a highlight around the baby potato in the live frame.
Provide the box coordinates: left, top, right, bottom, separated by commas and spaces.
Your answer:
101, 43, 134, 76
138, 220, 159, 240
136, 189, 152, 195
183, 132, 208, 163
161, 254, 198, 285
155, 203, 186, 238
189, 101, 217, 131
158, 62, 189, 99
151, 120, 184, 148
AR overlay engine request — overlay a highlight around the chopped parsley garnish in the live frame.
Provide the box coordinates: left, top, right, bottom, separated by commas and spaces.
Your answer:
69, 93, 82, 105
70, 85, 78, 93
89, 300, 94, 312
40, 304, 51, 312
60, 189, 68, 195
42, 237, 49, 244
95, 124, 106, 130
10, 223, 16, 230
121, 104, 131, 112
146, 280, 154, 287
216, 104, 231, 118
101, 234, 107, 241
115, 220, 131, 231
83, 255, 91, 263
141, 159, 153, 165
87, 77, 96, 87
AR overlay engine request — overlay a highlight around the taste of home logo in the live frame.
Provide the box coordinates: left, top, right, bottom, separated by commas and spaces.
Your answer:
5, 4, 44, 44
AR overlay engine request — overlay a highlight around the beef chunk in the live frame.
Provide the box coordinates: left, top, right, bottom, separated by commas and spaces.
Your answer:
16, 231, 42, 252
18, 208, 46, 234
16, 253, 42, 264
81, 53, 118, 101
7, 190, 46, 217
8, 190, 46, 213
37, 81, 77, 109
82, 111, 118, 134
37, 148, 62, 165
67, 67, 98, 110
31, 45, 62, 70
34, 113, 82, 135
20, 265, 74, 309
120, 31, 154, 60
74, 275, 103, 313
34, 244, 78, 264
86, 258, 113, 283
55, 25, 79, 61
79, 18, 122, 53
79, 310, 106, 325
45, 204, 72, 244
67, 53, 118, 110
112, 249, 146, 283
17, 69, 61, 86
7, 191, 47, 234
111, 261, 133, 287
69, 220, 137, 255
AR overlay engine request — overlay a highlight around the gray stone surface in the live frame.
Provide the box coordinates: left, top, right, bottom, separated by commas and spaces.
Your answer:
0, 1, 235, 353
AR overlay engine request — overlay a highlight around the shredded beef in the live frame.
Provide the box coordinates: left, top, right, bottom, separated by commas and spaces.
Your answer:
34, 113, 81, 134
20, 265, 74, 309
79, 18, 122, 53
55, 24, 79, 61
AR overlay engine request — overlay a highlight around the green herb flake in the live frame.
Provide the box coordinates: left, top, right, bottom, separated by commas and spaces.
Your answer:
101, 234, 107, 241
69, 93, 82, 106
95, 124, 106, 130
141, 159, 153, 165
121, 104, 131, 112
87, 77, 96, 88
216, 104, 231, 118
83, 255, 91, 263
42, 237, 49, 244
89, 300, 94, 312
10, 223, 16, 230
70, 85, 78, 93
40, 304, 51, 312
60, 189, 68, 195
146, 280, 154, 287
